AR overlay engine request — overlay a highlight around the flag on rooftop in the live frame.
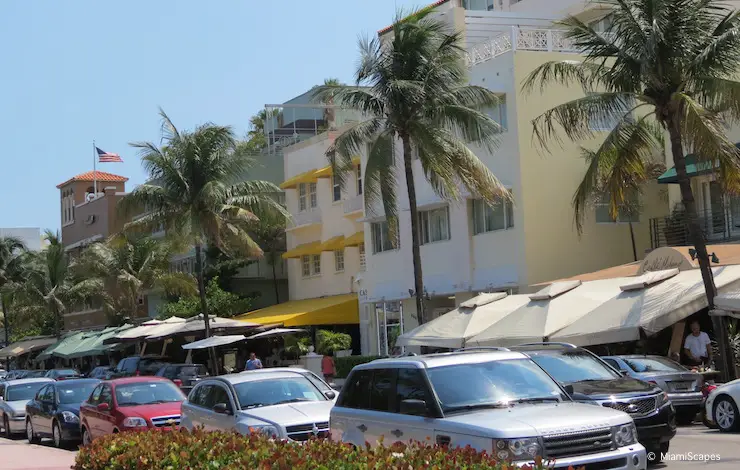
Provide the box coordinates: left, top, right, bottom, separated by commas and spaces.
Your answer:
96, 147, 123, 163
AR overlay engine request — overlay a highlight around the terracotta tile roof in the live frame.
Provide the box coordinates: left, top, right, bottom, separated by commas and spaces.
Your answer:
377, 0, 451, 35
57, 171, 128, 189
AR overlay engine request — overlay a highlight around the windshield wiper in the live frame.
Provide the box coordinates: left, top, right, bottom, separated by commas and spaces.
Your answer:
511, 397, 560, 404
243, 403, 267, 409
444, 402, 509, 412
274, 398, 313, 405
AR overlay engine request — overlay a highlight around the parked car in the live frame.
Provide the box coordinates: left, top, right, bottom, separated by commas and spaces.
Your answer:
110, 356, 171, 378
703, 378, 740, 432
25, 378, 100, 447
87, 366, 113, 380
181, 369, 336, 440
79, 376, 186, 445
701, 383, 719, 429
331, 350, 646, 469
0, 378, 54, 438
44, 369, 81, 381
25, 370, 47, 378
602, 355, 703, 425
155, 364, 208, 394
3, 370, 29, 381
510, 343, 675, 463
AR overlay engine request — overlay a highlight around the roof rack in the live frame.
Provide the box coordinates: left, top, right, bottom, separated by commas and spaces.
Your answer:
454, 346, 511, 352
515, 342, 577, 348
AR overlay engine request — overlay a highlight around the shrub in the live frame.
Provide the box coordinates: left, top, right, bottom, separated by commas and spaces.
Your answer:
74, 429, 550, 470
316, 329, 352, 355
335, 355, 382, 378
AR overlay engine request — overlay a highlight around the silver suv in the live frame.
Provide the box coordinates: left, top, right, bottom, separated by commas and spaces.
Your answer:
331, 350, 646, 469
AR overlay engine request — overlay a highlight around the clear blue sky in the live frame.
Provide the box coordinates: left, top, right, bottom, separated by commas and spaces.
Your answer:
0, 0, 419, 231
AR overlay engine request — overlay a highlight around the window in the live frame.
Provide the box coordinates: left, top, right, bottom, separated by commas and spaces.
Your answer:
190, 384, 213, 408
209, 385, 233, 411
334, 249, 344, 272
396, 368, 432, 414
369, 369, 395, 412
312, 254, 321, 275
602, 358, 622, 371
99, 385, 113, 406
376, 301, 403, 356
371, 220, 397, 254
234, 377, 326, 409
590, 14, 614, 33
463, 0, 495, 11
332, 174, 341, 202
298, 183, 307, 212
309, 182, 317, 208
36, 385, 52, 402
419, 206, 451, 244
359, 242, 366, 271
527, 351, 620, 384
595, 192, 639, 223
338, 369, 372, 409
485, 95, 507, 130
472, 198, 514, 234
89, 384, 103, 405
301, 255, 311, 277
356, 165, 363, 195
58, 382, 99, 405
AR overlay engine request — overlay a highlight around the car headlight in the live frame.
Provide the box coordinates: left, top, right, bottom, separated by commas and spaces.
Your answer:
61, 411, 79, 424
121, 417, 148, 428
491, 438, 541, 461
250, 425, 280, 439
613, 423, 637, 447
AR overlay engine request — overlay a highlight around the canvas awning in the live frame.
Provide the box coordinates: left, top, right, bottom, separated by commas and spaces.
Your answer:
657, 156, 715, 184
182, 335, 247, 350
320, 236, 345, 251
246, 328, 307, 340
282, 241, 322, 259
313, 157, 362, 178
0, 336, 57, 359
65, 325, 134, 358
146, 315, 258, 341
37, 331, 86, 360
343, 232, 365, 247
279, 169, 319, 189
103, 317, 183, 344
235, 294, 359, 327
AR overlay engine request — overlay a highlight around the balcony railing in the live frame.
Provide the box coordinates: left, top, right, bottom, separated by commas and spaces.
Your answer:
467, 27, 594, 66
343, 194, 364, 215
649, 207, 740, 249
291, 208, 322, 228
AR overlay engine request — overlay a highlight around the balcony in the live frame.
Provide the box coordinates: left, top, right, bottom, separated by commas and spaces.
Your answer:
649, 207, 740, 249
289, 208, 322, 230
343, 194, 364, 216
467, 27, 584, 66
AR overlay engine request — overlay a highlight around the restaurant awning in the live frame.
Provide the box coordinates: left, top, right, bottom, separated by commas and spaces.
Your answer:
182, 335, 247, 350
344, 231, 365, 247
235, 293, 359, 327
282, 241, 322, 259
320, 236, 345, 251
103, 317, 183, 344
37, 331, 87, 360
313, 157, 361, 178
66, 325, 134, 358
146, 315, 258, 341
657, 156, 716, 184
0, 336, 57, 359
247, 328, 307, 340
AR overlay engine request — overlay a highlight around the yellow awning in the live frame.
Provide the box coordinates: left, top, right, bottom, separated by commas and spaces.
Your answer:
279, 169, 319, 189
314, 157, 362, 178
235, 293, 359, 326
320, 235, 345, 251
281, 241, 322, 259
344, 231, 365, 247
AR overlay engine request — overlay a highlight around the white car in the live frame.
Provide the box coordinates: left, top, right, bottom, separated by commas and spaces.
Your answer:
0, 378, 54, 438
180, 368, 336, 440
704, 378, 740, 432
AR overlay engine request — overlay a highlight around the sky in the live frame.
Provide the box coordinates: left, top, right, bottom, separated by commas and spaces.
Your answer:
0, 0, 420, 231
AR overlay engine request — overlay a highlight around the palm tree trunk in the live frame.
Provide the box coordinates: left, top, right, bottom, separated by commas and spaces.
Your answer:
401, 135, 426, 325
271, 255, 280, 303
1, 295, 9, 345
628, 220, 638, 262
195, 243, 218, 374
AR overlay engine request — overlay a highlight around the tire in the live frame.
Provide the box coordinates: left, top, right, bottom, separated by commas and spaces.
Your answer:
3, 416, 12, 439
713, 395, 740, 432
26, 419, 40, 444
81, 426, 92, 447
52, 421, 66, 449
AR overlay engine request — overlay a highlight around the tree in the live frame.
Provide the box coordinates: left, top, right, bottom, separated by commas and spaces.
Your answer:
0, 236, 27, 344
158, 277, 252, 319
313, 10, 508, 324
120, 109, 288, 371
76, 234, 196, 325
248, 209, 287, 303
524, 0, 740, 378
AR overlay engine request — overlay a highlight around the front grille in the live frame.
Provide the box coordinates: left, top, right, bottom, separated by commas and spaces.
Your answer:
601, 396, 657, 416
286, 421, 329, 441
543, 428, 614, 459
150, 415, 181, 428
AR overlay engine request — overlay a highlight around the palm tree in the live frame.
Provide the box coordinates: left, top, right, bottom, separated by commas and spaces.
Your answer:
523, 0, 740, 377
0, 236, 27, 344
76, 234, 197, 325
313, 10, 508, 324
119, 110, 287, 369
249, 210, 287, 304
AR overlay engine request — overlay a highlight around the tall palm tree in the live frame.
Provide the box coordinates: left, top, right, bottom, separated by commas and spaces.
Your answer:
120, 110, 287, 369
76, 234, 197, 325
524, 0, 740, 377
249, 210, 287, 304
0, 236, 27, 344
313, 10, 508, 324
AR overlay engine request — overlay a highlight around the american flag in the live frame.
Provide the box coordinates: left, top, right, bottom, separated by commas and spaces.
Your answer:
96, 147, 123, 163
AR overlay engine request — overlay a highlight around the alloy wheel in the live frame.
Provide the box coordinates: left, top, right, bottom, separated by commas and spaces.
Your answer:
82, 427, 91, 446
26, 421, 32, 442
53, 422, 62, 448
3, 416, 11, 439
715, 398, 737, 431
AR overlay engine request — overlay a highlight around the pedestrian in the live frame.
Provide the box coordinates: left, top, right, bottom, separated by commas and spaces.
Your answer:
245, 352, 263, 371
683, 320, 712, 366
322, 350, 335, 383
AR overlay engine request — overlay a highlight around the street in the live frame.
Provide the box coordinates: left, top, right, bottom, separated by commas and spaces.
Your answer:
0, 425, 738, 470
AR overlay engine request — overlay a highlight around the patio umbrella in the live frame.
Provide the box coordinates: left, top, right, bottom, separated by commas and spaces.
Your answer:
103, 317, 180, 344
246, 328, 307, 340
182, 335, 247, 350
146, 315, 258, 340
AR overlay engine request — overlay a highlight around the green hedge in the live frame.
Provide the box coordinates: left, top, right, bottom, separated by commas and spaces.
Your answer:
74, 429, 549, 469
335, 355, 382, 378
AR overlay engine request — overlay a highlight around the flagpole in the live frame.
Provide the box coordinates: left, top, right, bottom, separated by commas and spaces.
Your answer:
93, 140, 98, 197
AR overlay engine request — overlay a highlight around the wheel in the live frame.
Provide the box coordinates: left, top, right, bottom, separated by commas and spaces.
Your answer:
676, 407, 699, 425
26, 419, 40, 444
52, 421, 65, 449
3, 416, 12, 439
81, 426, 92, 447
713, 395, 740, 432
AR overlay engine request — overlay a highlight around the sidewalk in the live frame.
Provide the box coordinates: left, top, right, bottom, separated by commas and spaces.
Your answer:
0, 438, 76, 470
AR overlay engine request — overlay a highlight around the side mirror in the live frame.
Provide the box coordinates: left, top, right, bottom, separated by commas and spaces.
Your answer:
324, 390, 336, 400
563, 384, 575, 396
212, 403, 232, 415
97, 402, 110, 412
399, 399, 429, 416
619, 369, 629, 375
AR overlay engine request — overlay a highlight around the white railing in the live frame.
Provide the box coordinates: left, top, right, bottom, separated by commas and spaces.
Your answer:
291, 208, 322, 228
466, 27, 582, 67
343, 194, 364, 214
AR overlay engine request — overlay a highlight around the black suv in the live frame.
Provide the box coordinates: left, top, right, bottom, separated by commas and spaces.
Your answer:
110, 355, 171, 378
510, 343, 676, 463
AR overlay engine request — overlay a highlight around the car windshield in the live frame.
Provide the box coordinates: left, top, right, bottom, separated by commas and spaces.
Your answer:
27, 371, 46, 378
623, 357, 685, 373
7, 382, 48, 402
176, 365, 206, 377
53, 369, 79, 377
115, 381, 185, 406
58, 382, 98, 404
426, 359, 568, 412
529, 351, 620, 384
234, 376, 327, 409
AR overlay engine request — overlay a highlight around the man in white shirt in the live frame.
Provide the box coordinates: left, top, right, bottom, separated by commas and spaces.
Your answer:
683, 320, 712, 366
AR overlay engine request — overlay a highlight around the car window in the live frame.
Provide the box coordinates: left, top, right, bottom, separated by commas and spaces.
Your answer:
395, 368, 432, 413
369, 369, 394, 412
6, 382, 49, 402
140, 359, 168, 375
233, 376, 326, 410
36, 385, 51, 402
210, 385, 233, 411
622, 357, 685, 373
602, 358, 621, 370
54, 369, 79, 378
301, 371, 332, 393
58, 382, 99, 405
337, 370, 372, 409
115, 381, 185, 406
178, 365, 206, 377
88, 384, 103, 405
189, 384, 213, 408
99, 385, 113, 406
528, 351, 620, 383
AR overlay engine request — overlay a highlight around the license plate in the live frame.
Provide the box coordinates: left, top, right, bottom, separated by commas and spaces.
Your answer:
671, 382, 690, 391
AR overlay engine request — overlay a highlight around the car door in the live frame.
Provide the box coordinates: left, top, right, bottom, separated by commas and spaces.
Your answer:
331, 369, 375, 446
97, 385, 116, 435
206, 384, 238, 432
37, 385, 55, 435
83, 384, 103, 437
181, 383, 214, 431
389, 368, 437, 444
27, 385, 44, 430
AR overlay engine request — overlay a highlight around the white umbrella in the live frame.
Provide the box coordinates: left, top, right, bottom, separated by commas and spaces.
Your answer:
182, 335, 247, 350
247, 328, 307, 340
146, 315, 258, 340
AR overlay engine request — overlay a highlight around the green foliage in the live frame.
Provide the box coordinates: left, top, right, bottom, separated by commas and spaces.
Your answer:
283, 334, 312, 358
158, 277, 251, 319
316, 329, 352, 355
75, 429, 539, 469
335, 355, 382, 379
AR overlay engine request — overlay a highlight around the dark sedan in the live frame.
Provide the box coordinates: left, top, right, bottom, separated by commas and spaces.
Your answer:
155, 364, 207, 394
25, 378, 100, 448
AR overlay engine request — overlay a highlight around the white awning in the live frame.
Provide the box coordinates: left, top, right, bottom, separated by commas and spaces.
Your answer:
246, 328, 307, 340
147, 315, 258, 340
182, 335, 247, 350
104, 317, 184, 344
714, 292, 740, 312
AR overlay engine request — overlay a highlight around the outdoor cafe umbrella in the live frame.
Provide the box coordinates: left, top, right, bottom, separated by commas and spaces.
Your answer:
146, 315, 259, 341
104, 317, 183, 344
182, 335, 247, 350
246, 328, 307, 340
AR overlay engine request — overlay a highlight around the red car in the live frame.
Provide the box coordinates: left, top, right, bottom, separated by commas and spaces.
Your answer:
79, 376, 185, 445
